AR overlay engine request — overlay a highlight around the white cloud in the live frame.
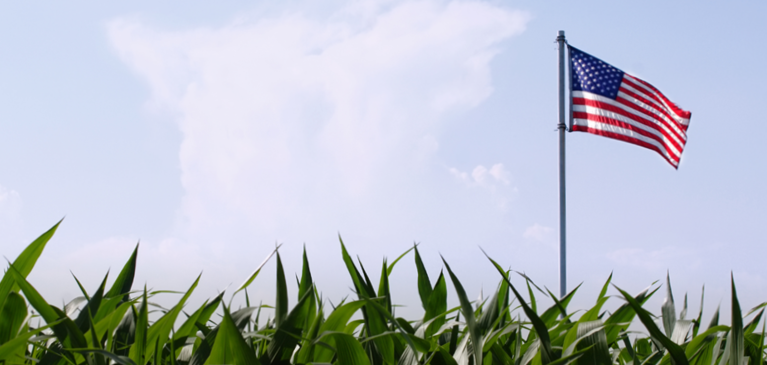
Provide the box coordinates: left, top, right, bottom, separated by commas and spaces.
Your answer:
104, 1, 530, 312
109, 1, 529, 249
451, 163, 511, 187
472, 165, 489, 184
523, 223, 554, 244
489, 163, 510, 185
449, 167, 468, 181
449, 163, 514, 210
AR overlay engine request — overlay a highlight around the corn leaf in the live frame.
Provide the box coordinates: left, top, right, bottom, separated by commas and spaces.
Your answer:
614, 285, 689, 365
730, 274, 744, 365
105, 243, 138, 303
443, 256, 484, 365
485, 255, 554, 365
204, 304, 260, 365
0, 292, 27, 344
330, 332, 372, 365
0, 219, 61, 314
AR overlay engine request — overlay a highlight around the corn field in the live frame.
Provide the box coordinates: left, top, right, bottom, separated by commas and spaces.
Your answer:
1, 221, 765, 365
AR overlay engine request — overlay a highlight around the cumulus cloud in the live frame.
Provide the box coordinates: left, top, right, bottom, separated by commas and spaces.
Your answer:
450, 163, 511, 187
109, 0, 529, 251
449, 163, 514, 210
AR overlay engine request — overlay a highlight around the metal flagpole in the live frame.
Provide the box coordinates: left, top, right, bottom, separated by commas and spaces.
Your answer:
556, 30, 567, 299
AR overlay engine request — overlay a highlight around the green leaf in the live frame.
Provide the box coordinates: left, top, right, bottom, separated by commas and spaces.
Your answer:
378, 260, 392, 314
583, 274, 612, 323
541, 285, 578, 327
386, 245, 415, 276
234, 244, 280, 295
311, 301, 367, 362
293, 301, 325, 364
144, 274, 200, 361
0, 318, 63, 363
604, 285, 658, 344
476, 283, 502, 336
339, 237, 375, 298
730, 274, 744, 365
196, 301, 258, 365
298, 245, 314, 301
572, 320, 610, 365
670, 319, 694, 345
415, 246, 433, 311
87, 301, 133, 353
0, 219, 61, 314
329, 332, 372, 365
129, 286, 149, 365
173, 294, 218, 341
359, 296, 430, 354
485, 254, 553, 365
547, 346, 591, 365
662, 272, 677, 337
526, 280, 538, 314
613, 285, 689, 365
339, 239, 394, 364
7, 263, 77, 346
621, 334, 637, 365
693, 286, 705, 338
442, 256, 483, 365
105, 243, 138, 303
204, 304, 260, 365
0, 292, 27, 344
112, 300, 139, 356
267, 285, 314, 364
74, 273, 108, 334
425, 272, 448, 337
195, 292, 225, 332
684, 325, 729, 358
275, 252, 289, 327
69, 349, 137, 365
708, 304, 721, 331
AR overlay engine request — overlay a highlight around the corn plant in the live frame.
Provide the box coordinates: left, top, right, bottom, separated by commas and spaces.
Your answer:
0, 221, 765, 365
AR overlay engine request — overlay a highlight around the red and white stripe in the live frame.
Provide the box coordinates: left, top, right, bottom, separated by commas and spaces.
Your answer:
572, 74, 692, 168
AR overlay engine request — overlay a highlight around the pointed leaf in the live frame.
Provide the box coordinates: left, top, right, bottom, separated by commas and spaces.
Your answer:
106, 244, 138, 303
129, 286, 148, 365
663, 272, 677, 337
614, 285, 689, 365
442, 256, 483, 365
485, 255, 553, 365
275, 253, 288, 327
0, 219, 61, 313
267, 285, 314, 363
730, 274, 744, 365
415, 247, 433, 310
0, 292, 27, 344
330, 332, 372, 365
204, 304, 260, 365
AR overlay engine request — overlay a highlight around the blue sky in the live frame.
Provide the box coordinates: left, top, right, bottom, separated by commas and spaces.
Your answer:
2, 1, 765, 321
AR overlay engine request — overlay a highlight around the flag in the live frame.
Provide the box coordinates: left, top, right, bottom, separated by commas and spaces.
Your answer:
568, 45, 691, 168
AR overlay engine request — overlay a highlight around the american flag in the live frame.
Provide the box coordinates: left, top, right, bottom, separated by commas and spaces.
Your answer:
568, 45, 691, 168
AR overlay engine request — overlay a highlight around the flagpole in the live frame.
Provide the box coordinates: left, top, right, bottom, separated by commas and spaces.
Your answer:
557, 30, 567, 299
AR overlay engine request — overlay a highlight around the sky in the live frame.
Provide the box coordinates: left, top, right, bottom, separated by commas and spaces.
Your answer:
2, 1, 766, 324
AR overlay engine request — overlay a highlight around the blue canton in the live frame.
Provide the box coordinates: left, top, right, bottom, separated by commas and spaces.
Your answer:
569, 46, 625, 100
